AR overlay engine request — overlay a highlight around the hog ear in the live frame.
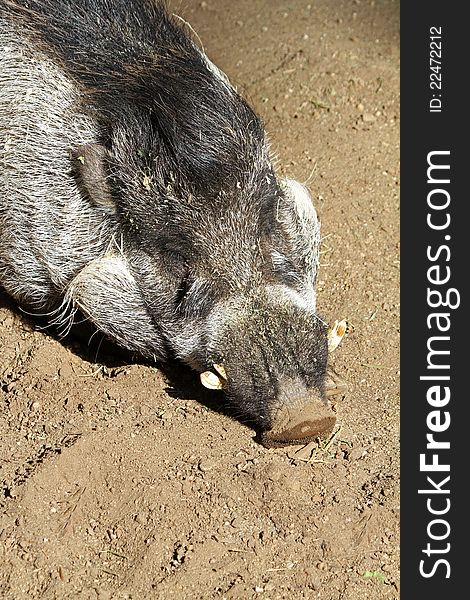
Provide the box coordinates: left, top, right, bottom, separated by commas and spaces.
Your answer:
72, 143, 115, 211
275, 178, 321, 296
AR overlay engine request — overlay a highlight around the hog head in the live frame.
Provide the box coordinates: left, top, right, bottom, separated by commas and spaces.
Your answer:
71, 140, 336, 447
197, 290, 334, 447
160, 178, 336, 447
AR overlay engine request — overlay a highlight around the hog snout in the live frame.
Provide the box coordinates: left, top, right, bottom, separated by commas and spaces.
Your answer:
255, 376, 335, 448
261, 396, 336, 448
191, 289, 331, 440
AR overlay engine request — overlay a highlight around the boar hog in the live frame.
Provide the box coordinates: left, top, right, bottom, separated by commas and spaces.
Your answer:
0, 0, 337, 446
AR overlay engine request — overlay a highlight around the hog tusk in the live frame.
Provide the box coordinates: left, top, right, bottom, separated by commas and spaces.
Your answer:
327, 319, 348, 353
200, 370, 225, 390
213, 363, 227, 380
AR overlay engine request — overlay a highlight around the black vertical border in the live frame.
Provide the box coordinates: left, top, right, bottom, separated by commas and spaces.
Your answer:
401, 3, 466, 597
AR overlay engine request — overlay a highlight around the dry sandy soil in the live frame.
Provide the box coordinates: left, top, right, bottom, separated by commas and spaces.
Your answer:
0, 1, 400, 598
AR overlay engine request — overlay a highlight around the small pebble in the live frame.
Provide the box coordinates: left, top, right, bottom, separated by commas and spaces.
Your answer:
198, 460, 214, 472
135, 513, 147, 525
231, 517, 244, 529
348, 447, 365, 461
362, 113, 376, 123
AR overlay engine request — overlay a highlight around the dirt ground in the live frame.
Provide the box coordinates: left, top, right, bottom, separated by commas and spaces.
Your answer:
0, 1, 400, 598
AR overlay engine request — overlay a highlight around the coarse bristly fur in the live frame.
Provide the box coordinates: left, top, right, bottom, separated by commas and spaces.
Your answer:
0, 0, 329, 430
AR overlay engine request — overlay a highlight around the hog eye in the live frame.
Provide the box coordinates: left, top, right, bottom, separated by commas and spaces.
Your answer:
175, 277, 215, 318
174, 271, 191, 308
271, 251, 302, 286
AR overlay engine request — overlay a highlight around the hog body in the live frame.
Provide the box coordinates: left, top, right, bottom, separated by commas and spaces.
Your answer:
0, 0, 334, 445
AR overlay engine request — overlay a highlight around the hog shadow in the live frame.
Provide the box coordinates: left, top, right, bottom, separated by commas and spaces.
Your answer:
60, 321, 244, 424
1, 290, 252, 429
0, 289, 129, 369
60, 319, 242, 423
64, 321, 240, 424
0, 289, 16, 312
66, 323, 251, 427
157, 360, 253, 426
